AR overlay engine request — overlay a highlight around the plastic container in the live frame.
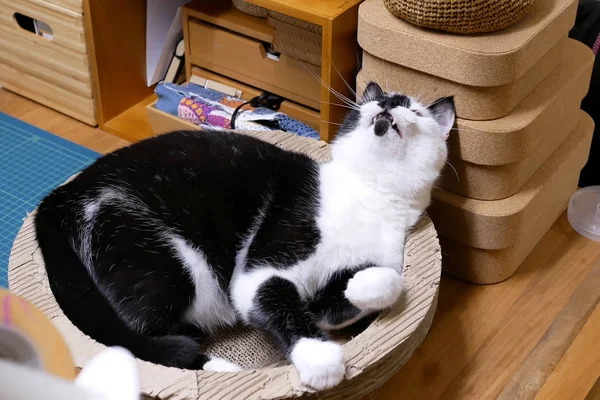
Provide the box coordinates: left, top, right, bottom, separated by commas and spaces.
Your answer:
568, 186, 600, 242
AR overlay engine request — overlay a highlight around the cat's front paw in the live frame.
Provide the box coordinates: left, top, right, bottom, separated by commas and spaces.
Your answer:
344, 267, 404, 311
290, 338, 345, 391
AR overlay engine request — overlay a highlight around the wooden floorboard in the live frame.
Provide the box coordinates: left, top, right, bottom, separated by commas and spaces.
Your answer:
2, 88, 599, 399
0, 89, 129, 153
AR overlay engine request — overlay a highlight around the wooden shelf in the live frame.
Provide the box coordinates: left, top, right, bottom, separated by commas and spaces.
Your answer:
85, 0, 362, 143
103, 95, 156, 142
185, 0, 274, 43
246, 0, 358, 24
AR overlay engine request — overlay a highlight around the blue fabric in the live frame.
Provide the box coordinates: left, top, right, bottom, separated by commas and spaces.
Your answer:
154, 82, 319, 139
276, 114, 319, 139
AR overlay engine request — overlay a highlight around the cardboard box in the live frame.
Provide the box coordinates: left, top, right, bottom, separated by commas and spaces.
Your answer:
358, 0, 578, 87
438, 40, 594, 200
429, 112, 594, 283
357, 37, 565, 120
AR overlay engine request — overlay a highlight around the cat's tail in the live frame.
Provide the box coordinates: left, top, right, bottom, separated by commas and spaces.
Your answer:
33, 188, 208, 369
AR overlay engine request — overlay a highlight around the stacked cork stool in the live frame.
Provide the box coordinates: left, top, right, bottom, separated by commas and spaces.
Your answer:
357, 0, 595, 284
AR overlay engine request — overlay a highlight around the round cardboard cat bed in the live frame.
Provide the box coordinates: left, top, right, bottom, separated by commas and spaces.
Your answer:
8, 131, 442, 400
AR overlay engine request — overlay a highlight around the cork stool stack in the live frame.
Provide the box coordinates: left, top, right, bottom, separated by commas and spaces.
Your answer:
357, 0, 595, 283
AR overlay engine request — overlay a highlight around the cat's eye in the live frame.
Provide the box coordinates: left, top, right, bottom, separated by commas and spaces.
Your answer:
412, 109, 423, 117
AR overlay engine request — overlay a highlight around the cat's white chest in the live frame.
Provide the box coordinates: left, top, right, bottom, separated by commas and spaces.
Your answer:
317, 189, 407, 270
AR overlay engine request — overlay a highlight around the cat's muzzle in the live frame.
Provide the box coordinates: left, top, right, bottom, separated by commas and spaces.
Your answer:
373, 112, 401, 137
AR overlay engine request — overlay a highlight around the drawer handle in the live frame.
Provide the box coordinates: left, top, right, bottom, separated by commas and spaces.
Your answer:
13, 13, 54, 41
261, 43, 281, 61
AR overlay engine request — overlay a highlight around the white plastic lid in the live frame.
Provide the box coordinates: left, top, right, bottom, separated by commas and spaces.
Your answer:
568, 186, 600, 242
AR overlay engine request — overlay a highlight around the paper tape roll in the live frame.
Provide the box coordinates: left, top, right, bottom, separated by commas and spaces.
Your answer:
0, 289, 75, 380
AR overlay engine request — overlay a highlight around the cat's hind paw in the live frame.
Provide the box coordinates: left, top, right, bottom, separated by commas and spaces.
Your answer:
344, 267, 404, 311
203, 357, 243, 372
291, 338, 345, 391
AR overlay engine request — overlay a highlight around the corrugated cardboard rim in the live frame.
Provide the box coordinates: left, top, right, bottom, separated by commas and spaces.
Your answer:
8, 131, 443, 400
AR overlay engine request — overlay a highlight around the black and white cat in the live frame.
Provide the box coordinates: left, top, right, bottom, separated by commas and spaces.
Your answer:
34, 82, 454, 391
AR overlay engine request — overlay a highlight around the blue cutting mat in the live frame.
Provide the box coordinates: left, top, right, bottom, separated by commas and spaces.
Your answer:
0, 112, 99, 288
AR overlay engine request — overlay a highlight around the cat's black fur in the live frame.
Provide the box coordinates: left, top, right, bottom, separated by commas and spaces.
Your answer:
35, 130, 359, 369
34, 83, 455, 385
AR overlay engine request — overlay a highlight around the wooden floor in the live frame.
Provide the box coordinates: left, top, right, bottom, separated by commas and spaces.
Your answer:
2, 89, 599, 399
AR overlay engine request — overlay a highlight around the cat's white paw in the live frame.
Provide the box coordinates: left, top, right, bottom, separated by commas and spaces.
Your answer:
344, 267, 404, 310
203, 357, 243, 372
290, 338, 345, 391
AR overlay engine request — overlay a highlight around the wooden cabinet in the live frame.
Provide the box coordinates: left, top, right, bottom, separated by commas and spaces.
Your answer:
84, 0, 362, 143
0, 0, 96, 125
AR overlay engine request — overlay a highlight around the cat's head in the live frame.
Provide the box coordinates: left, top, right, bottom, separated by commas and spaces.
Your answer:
331, 82, 455, 180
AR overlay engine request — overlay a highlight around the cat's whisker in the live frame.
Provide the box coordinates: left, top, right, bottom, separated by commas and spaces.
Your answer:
330, 60, 359, 101
446, 126, 483, 134
319, 101, 360, 111
298, 61, 360, 109
384, 59, 391, 94
414, 96, 448, 113
444, 159, 460, 183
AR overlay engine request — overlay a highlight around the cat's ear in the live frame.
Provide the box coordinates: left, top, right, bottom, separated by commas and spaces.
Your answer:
360, 82, 385, 104
427, 96, 456, 139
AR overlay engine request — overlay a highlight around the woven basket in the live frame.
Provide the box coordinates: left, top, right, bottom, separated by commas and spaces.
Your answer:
9, 130, 442, 400
383, 0, 538, 34
232, 0, 268, 18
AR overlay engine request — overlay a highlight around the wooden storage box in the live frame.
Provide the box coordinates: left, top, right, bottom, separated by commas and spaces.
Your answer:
357, 0, 578, 120
438, 39, 594, 200
146, 67, 321, 134
187, 19, 321, 110
428, 112, 594, 284
146, 101, 329, 160
0, 0, 96, 125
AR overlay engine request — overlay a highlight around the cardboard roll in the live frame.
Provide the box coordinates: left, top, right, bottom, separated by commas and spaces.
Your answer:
0, 289, 75, 380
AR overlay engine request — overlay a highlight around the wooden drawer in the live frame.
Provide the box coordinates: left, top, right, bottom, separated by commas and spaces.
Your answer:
146, 100, 327, 154
43, 0, 83, 13
190, 67, 320, 131
0, 0, 87, 54
147, 70, 322, 135
0, 0, 96, 124
0, 31, 93, 97
146, 100, 198, 134
0, 62, 96, 125
188, 19, 321, 109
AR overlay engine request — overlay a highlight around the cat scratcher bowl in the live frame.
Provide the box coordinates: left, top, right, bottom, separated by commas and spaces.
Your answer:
8, 131, 442, 400
383, 0, 537, 34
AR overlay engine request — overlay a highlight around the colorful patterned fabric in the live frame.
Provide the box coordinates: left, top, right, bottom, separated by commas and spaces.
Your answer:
155, 82, 319, 139
593, 33, 600, 55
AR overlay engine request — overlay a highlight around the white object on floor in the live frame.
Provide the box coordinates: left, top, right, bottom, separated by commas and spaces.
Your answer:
0, 347, 140, 400
568, 185, 600, 242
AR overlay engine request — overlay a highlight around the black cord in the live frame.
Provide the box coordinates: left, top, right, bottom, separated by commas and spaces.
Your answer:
231, 100, 252, 130
230, 92, 284, 129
